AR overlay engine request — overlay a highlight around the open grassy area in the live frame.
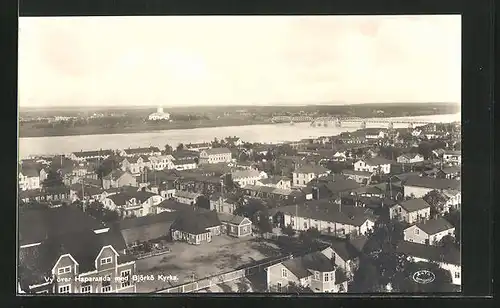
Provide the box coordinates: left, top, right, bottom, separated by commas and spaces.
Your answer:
134, 235, 281, 292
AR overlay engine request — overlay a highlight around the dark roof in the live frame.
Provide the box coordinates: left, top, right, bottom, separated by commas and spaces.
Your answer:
102, 169, 129, 180
270, 201, 377, 227
352, 185, 384, 195
359, 157, 394, 166
157, 199, 193, 212
107, 191, 157, 206
20, 165, 40, 177
440, 166, 461, 174
202, 148, 232, 155
72, 149, 113, 158
404, 176, 461, 191
295, 164, 330, 175
342, 169, 372, 177
259, 176, 290, 185
330, 240, 360, 262
396, 241, 460, 265
19, 205, 106, 246
348, 235, 369, 253
115, 211, 179, 230
123, 146, 161, 155
170, 210, 221, 235
19, 227, 128, 289
308, 177, 361, 194
282, 251, 336, 278
217, 213, 250, 225
173, 158, 197, 165
396, 198, 431, 212
413, 218, 455, 235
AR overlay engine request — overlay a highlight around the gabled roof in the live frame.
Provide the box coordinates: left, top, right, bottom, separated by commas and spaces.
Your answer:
170, 210, 221, 235
107, 190, 157, 206
102, 169, 129, 180
398, 153, 423, 159
72, 149, 113, 158
440, 166, 461, 174
270, 201, 377, 227
19, 227, 128, 289
232, 169, 261, 180
342, 169, 372, 177
395, 198, 430, 212
20, 166, 40, 177
444, 150, 461, 156
358, 157, 393, 166
115, 211, 180, 230
395, 241, 460, 265
173, 158, 197, 165
329, 239, 360, 262
174, 190, 202, 200
259, 176, 290, 185
19, 205, 105, 246
412, 218, 455, 235
123, 146, 161, 155
294, 164, 330, 175
281, 251, 336, 279
157, 199, 192, 212
307, 177, 361, 195
202, 147, 232, 155
404, 176, 461, 191
217, 213, 251, 225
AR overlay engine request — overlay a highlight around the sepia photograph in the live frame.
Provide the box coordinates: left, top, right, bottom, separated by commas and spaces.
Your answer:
18, 15, 462, 295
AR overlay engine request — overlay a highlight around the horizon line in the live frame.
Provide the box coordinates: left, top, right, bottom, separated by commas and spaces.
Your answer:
19, 101, 461, 110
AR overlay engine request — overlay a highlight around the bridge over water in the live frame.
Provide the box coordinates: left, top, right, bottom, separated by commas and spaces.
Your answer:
270, 115, 433, 129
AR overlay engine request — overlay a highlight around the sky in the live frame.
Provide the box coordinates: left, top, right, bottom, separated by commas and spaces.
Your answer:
18, 15, 461, 108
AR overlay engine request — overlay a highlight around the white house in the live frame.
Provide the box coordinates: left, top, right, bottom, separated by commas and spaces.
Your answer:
231, 169, 268, 187
102, 191, 165, 217
292, 164, 331, 187
397, 153, 425, 164
199, 148, 232, 164
120, 146, 162, 157
148, 106, 170, 121
396, 241, 461, 286
403, 218, 455, 245
353, 158, 392, 174
18, 165, 41, 191
389, 198, 431, 224
332, 151, 347, 162
265, 247, 349, 293
173, 159, 198, 171
173, 190, 202, 205
403, 176, 461, 198
185, 142, 212, 152
68, 149, 113, 162
273, 202, 376, 237
148, 155, 176, 171
365, 131, 386, 139
443, 151, 461, 165
257, 176, 292, 190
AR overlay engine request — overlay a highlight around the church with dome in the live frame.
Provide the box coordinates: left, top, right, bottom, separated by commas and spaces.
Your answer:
148, 106, 171, 121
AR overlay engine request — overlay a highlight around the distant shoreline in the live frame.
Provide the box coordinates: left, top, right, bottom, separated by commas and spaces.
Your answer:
19, 110, 457, 139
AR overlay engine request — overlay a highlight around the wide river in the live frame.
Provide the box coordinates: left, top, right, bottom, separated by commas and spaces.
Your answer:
19, 113, 460, 158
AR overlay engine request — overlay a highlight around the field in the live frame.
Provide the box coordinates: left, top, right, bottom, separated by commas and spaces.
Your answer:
134, 235, 282, 293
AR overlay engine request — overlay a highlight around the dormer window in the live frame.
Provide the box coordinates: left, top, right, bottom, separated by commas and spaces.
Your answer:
100, 257, 112, 265
314, 271, 320, 280
58, 266, 72, 275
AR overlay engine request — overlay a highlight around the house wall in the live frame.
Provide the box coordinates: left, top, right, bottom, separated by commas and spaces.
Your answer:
404, 227, 455, 245
443, 154, 461, 165
283, 214, 373, 236
266, 263, 301, 291
292, 172, 329, 187
404, 186, 434, 198
353, 161, 391, 174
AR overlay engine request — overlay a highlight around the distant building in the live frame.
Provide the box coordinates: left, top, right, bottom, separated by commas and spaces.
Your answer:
148, 106, 170, 121
292, 164, 331, 187
353, 158, 392, 174
199, 148, 232, 164
397, 153, 425, 164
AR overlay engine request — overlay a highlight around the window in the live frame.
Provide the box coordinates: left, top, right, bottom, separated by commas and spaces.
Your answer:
276, 282, 282, 292
100, 257, 112, 265
324, 273, 329, 282
58, 266, 72, 275
281, 268, 287, 278
121, 270, 131, 288
80, 283, 92, 293
415, 229, 419, 235
455, 271, 460, 279
314, 271, 320, 280
101, 277, 112, 293
58, 285, 70, 293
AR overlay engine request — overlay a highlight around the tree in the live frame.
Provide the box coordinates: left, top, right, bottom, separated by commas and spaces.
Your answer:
195, 195, 211, 210
281, 224, 296, 237
164, 144, 173, 154
351, 256, 381, 292
176, 143, 184, 151
299, 227, 321, 244
287, 282, 313, 293
443, 209, 461, 244
42, 170, 64, 188
255, 213, 273, 235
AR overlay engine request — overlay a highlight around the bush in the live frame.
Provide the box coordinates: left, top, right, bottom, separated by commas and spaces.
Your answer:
281, 224, 296, 237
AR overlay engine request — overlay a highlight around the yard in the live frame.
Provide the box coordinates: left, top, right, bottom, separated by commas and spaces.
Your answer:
134, 235, 282, 293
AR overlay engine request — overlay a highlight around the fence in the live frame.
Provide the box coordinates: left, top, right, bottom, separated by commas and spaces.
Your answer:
156, 254, 294, 293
